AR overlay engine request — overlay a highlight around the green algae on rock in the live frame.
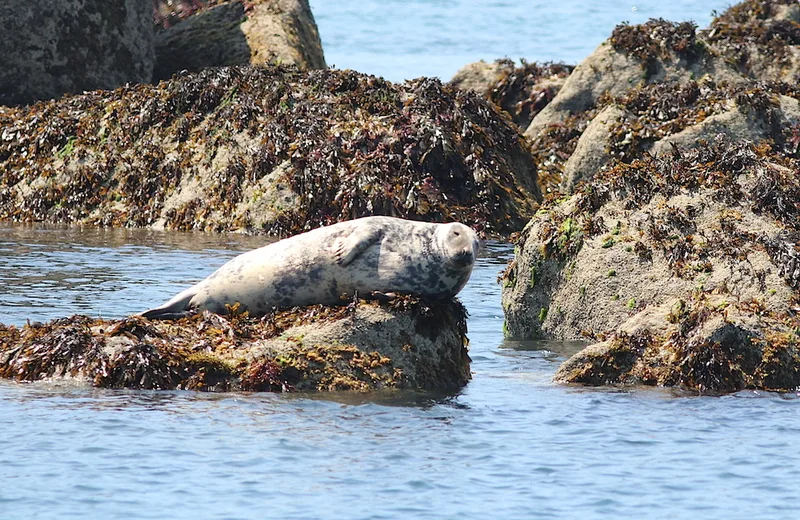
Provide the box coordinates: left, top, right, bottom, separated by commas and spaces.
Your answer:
0, 296, 470, 392
0, 65, 539, 238
501, 138, 800, 393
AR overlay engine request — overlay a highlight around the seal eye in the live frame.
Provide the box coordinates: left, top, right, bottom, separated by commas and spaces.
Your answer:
454, 231, 460, 236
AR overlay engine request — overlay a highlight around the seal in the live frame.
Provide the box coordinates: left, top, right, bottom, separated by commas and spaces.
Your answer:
140, 216, 480, 319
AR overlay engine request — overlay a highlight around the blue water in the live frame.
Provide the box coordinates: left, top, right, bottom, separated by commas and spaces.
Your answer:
4, 2, 800, 518
2, 225, 800, 519
310, 0, 734, 82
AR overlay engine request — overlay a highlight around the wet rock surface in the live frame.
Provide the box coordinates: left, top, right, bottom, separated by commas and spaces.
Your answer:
501, 138, 800, 393
153, 0, 326, 82
0, 297, 470, 392
0, 0, 154, 106
0, 65, 539, 238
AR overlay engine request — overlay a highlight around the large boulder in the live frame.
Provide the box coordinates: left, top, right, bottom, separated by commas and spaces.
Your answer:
521, 1, 800, 193
501, 138, 800, 393
0, 65, 540, 237
0, 0, 154, 106
0, 297, 471, 392
153, 0, 326, 81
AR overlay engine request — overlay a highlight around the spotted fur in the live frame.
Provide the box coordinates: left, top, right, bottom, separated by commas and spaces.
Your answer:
140, 216, 480, 319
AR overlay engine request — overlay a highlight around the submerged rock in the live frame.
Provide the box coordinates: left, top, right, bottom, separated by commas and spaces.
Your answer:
153, 0, 326, 82
0, 65, 540, 238
501, 138, 800, 393
0, 297, 470, 392
0, 0, 154, 106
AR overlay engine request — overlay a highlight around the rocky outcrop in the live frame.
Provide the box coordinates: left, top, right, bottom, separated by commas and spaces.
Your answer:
0, 65, 540, 238
450, 60, 573, 130
522, 1, 800, 193
0, 297, 471, 392
0, 0, 154, 106
153, 0, 326, 81
501, 138, 800, 393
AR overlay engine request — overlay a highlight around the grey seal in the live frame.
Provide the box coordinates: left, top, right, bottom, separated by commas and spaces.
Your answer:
140, 216, 480, 319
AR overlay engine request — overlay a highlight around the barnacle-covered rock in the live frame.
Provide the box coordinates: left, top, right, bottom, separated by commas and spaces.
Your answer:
0, 297, 470, 392
0, 65, 540, 237
153, 0, 326, 82
0, 0, 154, 106
501, 138, 800, 393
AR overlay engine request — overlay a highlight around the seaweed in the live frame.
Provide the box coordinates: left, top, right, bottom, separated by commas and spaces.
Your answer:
487, 59, 574, 129
0, 296, 470, 392
705, 0, 800, 77
611, 18, 702, 76
0, 65, 539, 238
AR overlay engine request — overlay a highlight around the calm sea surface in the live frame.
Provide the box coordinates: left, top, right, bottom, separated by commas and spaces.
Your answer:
3, 2, 800, 518
2, 225, 799, 519
310, 0, 735, 82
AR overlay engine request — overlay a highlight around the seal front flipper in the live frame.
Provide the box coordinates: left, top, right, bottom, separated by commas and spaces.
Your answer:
139, 286, 197, 320
332, 226, 383, 266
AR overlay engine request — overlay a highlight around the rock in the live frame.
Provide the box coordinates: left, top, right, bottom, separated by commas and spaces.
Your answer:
0, 297, 471, 392
531, 77, 800, 193
501, 138, 800, 393
522, 19, 736, 140
153, 0, 326, 81
701, 0, 800, 84
554, 297, 800, 393
0, 0, 154, 106
450, 59, 573, 130
561, 105, 628, 191
0, 65, 540, 238
521, 2, 800, 191
449, 60, 510, 95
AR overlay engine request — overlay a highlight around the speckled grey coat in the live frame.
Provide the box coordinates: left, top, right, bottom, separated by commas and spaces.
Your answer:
141, 216, 480, 319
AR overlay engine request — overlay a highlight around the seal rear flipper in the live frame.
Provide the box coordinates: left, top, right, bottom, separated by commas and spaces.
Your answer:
332, 226, 383, 266
139, 287, 197, 320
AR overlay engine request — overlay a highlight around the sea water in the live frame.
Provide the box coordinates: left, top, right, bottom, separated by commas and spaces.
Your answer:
1, 224, 799, 519
4, 1, 800, 518
311, 0, 735, 82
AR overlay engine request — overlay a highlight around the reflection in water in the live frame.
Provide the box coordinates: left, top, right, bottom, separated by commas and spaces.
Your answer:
499, 337, 588, 359
0, 223, 277, 324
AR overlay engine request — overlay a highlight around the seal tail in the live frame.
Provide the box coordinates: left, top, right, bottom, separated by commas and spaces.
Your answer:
139, 287, 197, 320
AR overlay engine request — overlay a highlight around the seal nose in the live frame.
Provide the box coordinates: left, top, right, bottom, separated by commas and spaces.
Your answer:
452, 249, 474, 267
